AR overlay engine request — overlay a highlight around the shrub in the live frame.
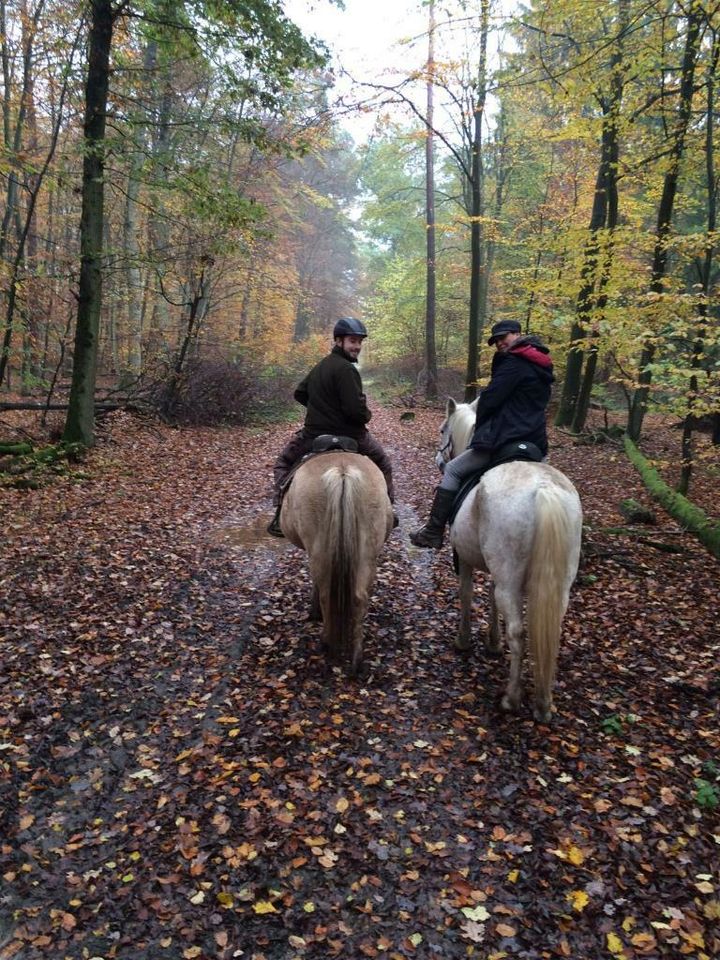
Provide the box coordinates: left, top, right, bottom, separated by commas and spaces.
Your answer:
149, 358, 256, 426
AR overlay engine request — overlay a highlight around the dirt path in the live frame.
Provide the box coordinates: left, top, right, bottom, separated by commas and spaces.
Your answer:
1, 402, 718, 959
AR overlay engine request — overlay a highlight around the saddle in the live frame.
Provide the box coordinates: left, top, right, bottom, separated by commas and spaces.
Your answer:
448, 440, 544, 525
278, 434, 359, 498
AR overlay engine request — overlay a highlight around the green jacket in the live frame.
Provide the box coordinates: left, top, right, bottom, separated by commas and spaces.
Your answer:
294, 345, 372, 439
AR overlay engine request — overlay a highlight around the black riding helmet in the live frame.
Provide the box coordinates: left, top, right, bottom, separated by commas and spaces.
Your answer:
333, 317, 368, 339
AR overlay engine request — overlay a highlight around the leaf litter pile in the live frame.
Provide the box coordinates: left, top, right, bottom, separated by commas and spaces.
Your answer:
1, 403, 718, 960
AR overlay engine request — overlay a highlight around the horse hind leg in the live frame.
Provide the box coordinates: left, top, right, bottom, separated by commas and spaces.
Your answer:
496, 586, 525, 714
309, 584, 322, 622
486, 580, 502, 654
348, 586, 371, 679
455, 559, 474, 651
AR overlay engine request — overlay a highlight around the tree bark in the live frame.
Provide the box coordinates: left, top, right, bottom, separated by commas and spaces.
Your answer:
571, 5, 625, 434
557, 2, 626, 429
0, 0, 47, 387
627, 9, 701, 442
63, 0, 115, 446
463, 0, 489, 402
424, 0, 438, 400
679, 28, 720, 493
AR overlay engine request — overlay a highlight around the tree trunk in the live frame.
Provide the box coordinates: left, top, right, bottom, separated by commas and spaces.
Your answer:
63, 0, 114, 446
679, 29, 719, 494
147, 70, 173, 350
557, 112, 619, 425
555, 0, 628, 429
0, 0, 47, 387
463, 0, 488, 402
424, 0, 438, 400
627, 10, 701, 441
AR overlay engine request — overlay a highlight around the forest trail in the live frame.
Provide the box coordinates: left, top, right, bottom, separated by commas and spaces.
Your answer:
1, 401, 718, 960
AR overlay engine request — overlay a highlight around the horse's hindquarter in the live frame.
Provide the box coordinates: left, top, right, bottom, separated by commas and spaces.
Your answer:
281, 453, 392, 552
450, 462, 582, 581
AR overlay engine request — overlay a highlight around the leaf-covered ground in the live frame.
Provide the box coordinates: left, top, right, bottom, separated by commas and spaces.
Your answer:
1, 403, 718, 960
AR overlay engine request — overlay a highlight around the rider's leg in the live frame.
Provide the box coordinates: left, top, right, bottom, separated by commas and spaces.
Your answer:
272, 430, 310, 506
357, 432, 398, 527
410, 448, 492, 549
268, 430, 312, 537
356, 432, 395, 503
439, 447, 492, 493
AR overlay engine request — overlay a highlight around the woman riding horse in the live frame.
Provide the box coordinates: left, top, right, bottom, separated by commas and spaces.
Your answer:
436, 397, 583, 721
410, 319, 554, 548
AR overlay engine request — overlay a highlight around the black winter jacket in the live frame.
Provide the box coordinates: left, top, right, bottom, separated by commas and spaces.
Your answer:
294, 345, 372, 440
471, 336, 554, 456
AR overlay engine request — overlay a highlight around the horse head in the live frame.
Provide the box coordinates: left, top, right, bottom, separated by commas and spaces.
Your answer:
436, 397, 478, 470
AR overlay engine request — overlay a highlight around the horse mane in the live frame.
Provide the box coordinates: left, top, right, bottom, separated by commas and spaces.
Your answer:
322, 464, 363, 665
449, 399, 477, 454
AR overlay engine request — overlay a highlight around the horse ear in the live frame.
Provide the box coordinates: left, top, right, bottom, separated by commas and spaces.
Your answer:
446, 397, 457, 415
469, 397, 479, 412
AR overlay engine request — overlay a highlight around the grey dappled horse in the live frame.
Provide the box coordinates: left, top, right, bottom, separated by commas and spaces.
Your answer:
438, 398, 583, 722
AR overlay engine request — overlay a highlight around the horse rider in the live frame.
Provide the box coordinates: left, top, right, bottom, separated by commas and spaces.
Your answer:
267, 317, 396, 537
410, 318, 554, 549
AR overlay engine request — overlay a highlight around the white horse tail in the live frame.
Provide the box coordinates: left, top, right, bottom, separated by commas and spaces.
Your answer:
526, 484, 574, 717
323, 464, 362, 665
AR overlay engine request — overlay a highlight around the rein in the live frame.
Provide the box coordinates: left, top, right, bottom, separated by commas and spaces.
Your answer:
437, 434, 454, 463
437, 407, 475, 468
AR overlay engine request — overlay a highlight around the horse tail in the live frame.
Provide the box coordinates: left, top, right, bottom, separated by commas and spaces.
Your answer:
323, 464, 362, 665
526, 484, 575, 712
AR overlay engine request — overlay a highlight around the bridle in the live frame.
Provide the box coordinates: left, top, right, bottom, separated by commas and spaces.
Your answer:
437, 433, 453, 462
436, 424, 454, 472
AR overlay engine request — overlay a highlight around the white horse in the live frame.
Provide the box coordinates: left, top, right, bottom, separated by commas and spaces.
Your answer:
438, 398, 583, 722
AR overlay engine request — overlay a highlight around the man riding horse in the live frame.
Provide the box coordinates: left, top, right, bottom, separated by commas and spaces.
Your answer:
268, 317, 395, 537
410, 319, 554, 549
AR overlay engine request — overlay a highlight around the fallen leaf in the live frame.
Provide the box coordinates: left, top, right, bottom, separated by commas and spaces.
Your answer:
460, 920, 485, 942
567, 890, 589, 912
462, 905, 490, 923
253, 900, 277, 914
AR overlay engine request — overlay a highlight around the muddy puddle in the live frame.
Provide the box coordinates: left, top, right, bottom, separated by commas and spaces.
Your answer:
210, 512, 292, 551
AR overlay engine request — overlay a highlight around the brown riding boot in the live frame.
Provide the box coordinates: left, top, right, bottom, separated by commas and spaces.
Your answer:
409, 488, 456, 549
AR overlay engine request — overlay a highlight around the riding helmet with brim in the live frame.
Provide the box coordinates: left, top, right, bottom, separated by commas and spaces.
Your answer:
333, 317, 368, 339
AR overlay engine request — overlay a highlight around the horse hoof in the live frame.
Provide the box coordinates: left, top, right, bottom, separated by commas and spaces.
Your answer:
501, 694, 520, 713
533, 705, 552, 724
353, 660, 371, 682
454, 636, 472, 653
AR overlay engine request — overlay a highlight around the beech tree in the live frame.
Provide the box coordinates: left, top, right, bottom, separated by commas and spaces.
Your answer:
627, 4, 703, 441
553, 0, 628, 431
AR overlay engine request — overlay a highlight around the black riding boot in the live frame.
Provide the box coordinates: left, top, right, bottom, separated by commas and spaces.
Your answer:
266, 502, 284, 538
409, 488, 456, 549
